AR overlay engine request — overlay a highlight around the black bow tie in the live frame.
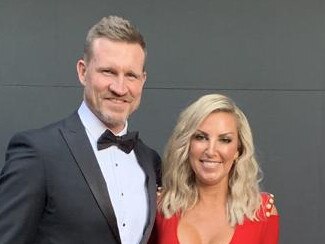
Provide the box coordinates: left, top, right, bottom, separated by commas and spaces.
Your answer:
97, 129, 138, 154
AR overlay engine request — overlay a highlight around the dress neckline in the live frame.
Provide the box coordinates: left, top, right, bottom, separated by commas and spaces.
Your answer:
174, 213, 237, 244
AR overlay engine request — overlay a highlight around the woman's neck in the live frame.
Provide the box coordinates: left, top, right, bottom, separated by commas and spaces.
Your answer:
196, 184, 228, 209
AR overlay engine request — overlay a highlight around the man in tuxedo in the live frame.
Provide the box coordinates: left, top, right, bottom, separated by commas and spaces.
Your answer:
0, 16, 161, 244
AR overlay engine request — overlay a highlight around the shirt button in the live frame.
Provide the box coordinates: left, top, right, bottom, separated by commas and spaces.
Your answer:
122, 223, 126, 227
115, 163, 118, 167
121, 193, 124, 196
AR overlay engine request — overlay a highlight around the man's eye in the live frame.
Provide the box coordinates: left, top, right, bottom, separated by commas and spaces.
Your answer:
126, 73, 139, 80
102, 69, 115, 75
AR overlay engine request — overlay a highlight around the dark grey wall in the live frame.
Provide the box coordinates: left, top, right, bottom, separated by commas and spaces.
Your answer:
1, 0, 324, 243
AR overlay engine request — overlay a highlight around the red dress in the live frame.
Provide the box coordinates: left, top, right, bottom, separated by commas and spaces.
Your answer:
149, 193, 279, 244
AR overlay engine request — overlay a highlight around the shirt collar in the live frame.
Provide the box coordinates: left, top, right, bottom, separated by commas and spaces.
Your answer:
78, 101, 128, 141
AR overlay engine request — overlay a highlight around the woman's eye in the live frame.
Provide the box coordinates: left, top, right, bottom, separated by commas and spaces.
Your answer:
220, 138, 232, 143
193, 134, 208, 141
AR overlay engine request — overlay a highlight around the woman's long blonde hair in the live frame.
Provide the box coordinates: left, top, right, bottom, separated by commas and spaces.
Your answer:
159, 94, 262, 226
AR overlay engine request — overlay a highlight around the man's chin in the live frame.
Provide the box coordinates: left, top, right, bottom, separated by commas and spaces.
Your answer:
100, 112, 128, 131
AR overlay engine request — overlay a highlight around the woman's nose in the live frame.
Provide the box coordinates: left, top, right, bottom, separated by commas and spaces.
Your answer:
205, 140, 218, 156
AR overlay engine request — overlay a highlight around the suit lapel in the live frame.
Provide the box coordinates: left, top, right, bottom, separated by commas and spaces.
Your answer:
134, 142, 158, 243
59, 112, 121, 243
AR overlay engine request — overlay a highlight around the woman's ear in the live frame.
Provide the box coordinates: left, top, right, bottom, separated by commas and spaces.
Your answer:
234, 151, 239, 161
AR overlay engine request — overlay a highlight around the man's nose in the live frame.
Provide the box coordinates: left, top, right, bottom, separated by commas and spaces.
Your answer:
109, 75, 128, 95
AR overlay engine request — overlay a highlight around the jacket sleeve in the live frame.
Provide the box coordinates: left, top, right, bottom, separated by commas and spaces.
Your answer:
153, 150, 162, 188
0, 132, 46, 244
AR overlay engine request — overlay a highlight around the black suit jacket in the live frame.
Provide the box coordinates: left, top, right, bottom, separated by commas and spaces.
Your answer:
0, 112, 161, 244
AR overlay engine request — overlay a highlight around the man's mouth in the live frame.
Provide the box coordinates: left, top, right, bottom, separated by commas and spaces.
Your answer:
109, 98, 126, 103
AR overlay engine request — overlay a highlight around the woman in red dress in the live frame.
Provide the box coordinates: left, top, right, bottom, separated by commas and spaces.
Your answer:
149, 94, 279, 244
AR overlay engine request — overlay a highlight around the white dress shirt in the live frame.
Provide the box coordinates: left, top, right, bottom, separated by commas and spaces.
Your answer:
78, 101, 148, 244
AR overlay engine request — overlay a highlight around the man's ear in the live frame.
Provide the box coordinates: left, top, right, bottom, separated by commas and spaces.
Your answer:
142, 71, 147, 84
76, 59, 87, 86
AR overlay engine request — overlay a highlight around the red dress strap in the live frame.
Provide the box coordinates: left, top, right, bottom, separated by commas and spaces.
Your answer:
257, 192, 277, 219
